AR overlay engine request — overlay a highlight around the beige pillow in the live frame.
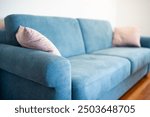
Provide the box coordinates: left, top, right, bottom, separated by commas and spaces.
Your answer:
113, 27, 141, 47
16, 26, 61, 56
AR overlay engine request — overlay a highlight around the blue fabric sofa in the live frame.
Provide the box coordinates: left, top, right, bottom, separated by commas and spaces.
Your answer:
0, 14, 150, 100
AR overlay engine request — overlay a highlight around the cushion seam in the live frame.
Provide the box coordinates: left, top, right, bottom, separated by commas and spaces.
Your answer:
77, 19, 87, 53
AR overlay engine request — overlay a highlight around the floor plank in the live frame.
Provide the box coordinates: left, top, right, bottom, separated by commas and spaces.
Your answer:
120, 73, 150, 100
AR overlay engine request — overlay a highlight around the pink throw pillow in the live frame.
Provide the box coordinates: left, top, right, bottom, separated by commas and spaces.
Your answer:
113, 27, 141, 47
16, 26, 61, 56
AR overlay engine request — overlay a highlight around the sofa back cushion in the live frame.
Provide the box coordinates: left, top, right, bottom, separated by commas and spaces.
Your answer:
4, 14, 85, 57
78, 18, 112, 53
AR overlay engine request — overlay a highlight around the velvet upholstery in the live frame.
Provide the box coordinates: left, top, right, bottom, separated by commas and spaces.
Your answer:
140, 37, 150, 72
0, 69, 55, 100
100, 65, 148, 99
69, 54, 130, 100
140, 36, 150, 48
93, 47, 150, 74
1, 14, 150, 100
0, 30, 6, 43
4, 14, 85, 57
0, 44, 71, 100
78, 18, 112, 53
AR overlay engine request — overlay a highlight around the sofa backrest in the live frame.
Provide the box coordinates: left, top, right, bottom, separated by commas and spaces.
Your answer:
78, 18, 112, 53
4, 14, 85, 57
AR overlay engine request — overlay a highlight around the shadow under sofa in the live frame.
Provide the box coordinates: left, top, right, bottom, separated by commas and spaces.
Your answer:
0, 14, 150, 100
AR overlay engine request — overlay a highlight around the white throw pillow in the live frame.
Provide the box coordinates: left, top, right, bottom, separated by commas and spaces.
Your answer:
16, 25, 61, 56
113, 27, 141, 47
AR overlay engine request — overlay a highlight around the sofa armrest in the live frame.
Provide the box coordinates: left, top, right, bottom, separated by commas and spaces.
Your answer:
0, 44, 71, 99
140, 36, 150, 48
0, 30, 6, 43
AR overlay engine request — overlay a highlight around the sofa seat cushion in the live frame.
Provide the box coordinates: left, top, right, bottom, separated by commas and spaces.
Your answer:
93, 47, 150, 74
68, 54, 130, 100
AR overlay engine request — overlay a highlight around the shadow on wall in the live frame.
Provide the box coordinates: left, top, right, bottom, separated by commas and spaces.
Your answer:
0, 19, 4, 29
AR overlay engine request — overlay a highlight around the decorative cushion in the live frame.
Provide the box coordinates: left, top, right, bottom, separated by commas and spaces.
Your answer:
113, 27, 141, 47
16, 26, 61, 56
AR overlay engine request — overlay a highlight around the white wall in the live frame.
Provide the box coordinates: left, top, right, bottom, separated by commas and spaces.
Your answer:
0, 0, 117, 26
0, 0, 150, 35
116, 0, 150, 36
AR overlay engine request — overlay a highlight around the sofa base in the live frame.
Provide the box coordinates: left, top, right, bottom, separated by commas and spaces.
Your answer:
99, 65, 148, 100
0, 65, 148, 100
0, 69, 55, 100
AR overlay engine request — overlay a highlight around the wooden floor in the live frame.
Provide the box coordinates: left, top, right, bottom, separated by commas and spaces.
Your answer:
120, 73, 150, 100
